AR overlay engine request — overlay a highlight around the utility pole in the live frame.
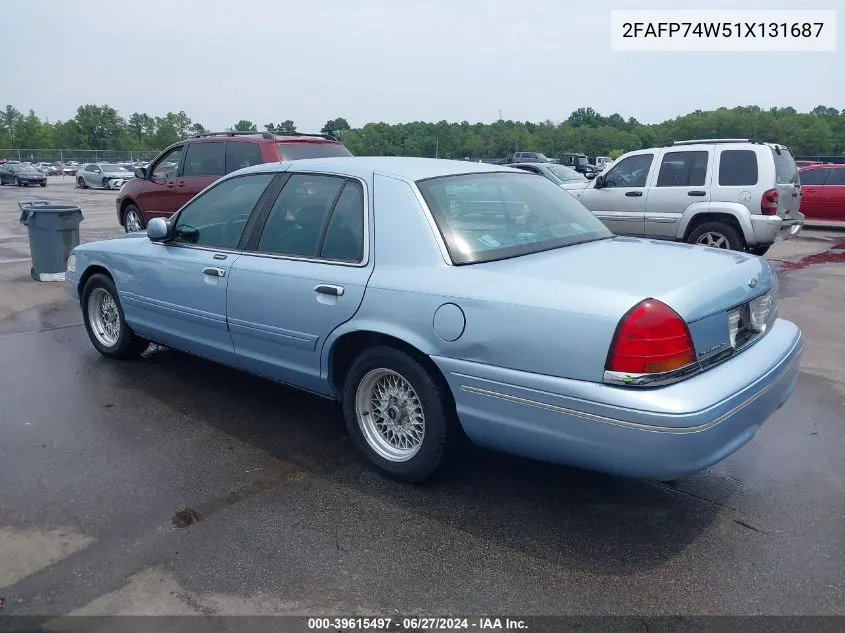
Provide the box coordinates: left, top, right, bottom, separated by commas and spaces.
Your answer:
435, 138, 439, 159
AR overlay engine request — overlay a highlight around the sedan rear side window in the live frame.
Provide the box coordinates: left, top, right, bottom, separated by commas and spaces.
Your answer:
256, 174, 347, 257
417, 172, 612, 265
719, 150, 758, 186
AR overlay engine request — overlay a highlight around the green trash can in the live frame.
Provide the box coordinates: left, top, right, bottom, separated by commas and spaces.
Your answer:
19, 200, 84, 281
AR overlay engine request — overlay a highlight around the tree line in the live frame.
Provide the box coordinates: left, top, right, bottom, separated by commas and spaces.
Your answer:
2, 104, 844, 160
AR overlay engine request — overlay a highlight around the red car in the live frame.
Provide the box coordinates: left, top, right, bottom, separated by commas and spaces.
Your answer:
116, 131, 352, 232
798, 164, 845, 222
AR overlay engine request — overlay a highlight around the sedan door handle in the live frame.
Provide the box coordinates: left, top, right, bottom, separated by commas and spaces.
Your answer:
687, 190, 707, 196
202, 267, 226, 277
625, 191, 643, 197
314, 284, 344, 297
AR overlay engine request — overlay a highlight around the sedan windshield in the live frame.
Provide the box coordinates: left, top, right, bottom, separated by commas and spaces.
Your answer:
546, 164, 587, 181
101, 164, 129, 171
416, 172, 612, 265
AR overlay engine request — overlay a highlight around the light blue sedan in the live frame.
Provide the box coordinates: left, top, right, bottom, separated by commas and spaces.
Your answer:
65, 157, 802, 483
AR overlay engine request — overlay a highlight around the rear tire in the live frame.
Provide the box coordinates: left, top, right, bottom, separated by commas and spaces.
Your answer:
341, 345, 459, 484
81, 273, 148, 359
40, 182, 47, 187
687, 221, 744, 251
749, 244, 771, 256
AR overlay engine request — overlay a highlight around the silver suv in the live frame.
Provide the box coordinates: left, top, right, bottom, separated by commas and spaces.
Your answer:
573, 139, 805, 254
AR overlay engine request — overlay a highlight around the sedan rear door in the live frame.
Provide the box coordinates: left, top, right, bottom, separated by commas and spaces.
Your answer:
226, 172, 372, 395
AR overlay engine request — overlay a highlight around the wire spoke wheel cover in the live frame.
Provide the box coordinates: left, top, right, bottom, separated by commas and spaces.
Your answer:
696, 232, 729, 249
355, 368, 426, 462
87, 287, 122, 347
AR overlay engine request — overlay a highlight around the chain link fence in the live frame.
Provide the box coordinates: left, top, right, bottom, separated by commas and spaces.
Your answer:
0, 149, 161, 163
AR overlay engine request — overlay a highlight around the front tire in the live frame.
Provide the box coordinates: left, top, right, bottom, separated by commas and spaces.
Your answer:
749, 244, 771, 256
123, 204, 144, 233
342, 345, 459, 483
687, 221, 744, 251
77, 177, 86, 189
82, 274, 148, 359
102, 178, 111, 190
40, 182, 47, 187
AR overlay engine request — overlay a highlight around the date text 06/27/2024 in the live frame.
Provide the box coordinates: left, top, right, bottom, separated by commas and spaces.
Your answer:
306, 616, 528, 630
610, 9, 837, 52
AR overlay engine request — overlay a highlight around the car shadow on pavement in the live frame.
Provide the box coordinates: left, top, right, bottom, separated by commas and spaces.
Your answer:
97, 344, 738, 578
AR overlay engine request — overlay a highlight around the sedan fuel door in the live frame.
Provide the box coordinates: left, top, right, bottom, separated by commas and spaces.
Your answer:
226, 173, 373, 394
577, 151, 654, 236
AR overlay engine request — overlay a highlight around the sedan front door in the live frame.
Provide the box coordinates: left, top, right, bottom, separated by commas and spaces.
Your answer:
576, 152, 654, 236
121, 172, 277, 365
226, 173, 372, 395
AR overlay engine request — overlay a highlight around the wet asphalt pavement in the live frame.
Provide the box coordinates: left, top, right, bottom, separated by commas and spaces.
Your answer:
0, 182, 843, 622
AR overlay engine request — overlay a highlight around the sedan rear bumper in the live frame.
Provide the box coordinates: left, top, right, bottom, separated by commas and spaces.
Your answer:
433, 318, 802, 480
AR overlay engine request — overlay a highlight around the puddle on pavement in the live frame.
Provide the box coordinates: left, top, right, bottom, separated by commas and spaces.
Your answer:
770, 241, 845, 271
171, 464, 299, 528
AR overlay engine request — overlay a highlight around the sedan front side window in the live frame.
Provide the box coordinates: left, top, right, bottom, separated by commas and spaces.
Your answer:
172, 173, 275, 250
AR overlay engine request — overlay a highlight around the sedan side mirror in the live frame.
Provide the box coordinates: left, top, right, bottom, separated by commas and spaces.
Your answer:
147, 217, 170, 240
135, 166, 147, 179
594, 174, 605, 188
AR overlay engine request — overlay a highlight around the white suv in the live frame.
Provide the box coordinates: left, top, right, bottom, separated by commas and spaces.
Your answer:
573, 139, 805, 254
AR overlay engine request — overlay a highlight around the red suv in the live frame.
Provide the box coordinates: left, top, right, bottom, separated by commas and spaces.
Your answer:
116, 131, 352, 232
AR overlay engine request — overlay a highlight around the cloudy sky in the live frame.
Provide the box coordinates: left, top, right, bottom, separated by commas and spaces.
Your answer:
2, 0, 841, 131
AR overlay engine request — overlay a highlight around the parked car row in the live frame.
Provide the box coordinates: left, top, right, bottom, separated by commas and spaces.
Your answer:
505, 139, 805, 255
67, 155, 802, 484
0, 162, 48, 187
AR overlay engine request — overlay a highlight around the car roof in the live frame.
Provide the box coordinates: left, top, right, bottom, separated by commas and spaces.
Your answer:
234, 156, 513, 182
799, 163, 845, 170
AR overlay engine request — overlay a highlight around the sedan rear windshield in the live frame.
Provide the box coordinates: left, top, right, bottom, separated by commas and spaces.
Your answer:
277, 142, 353, 161
416, 172, 612, 265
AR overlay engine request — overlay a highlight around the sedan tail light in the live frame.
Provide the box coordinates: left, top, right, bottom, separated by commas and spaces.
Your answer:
761, 188, 779, 215
605, 299, 696, 376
